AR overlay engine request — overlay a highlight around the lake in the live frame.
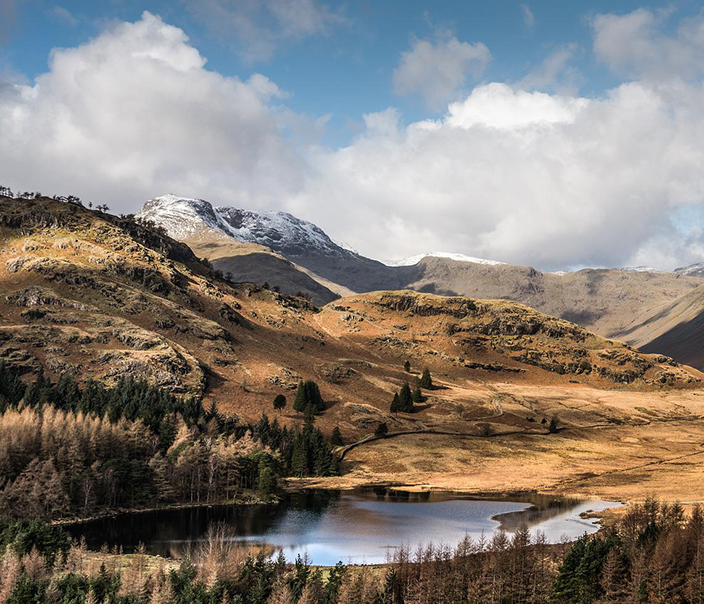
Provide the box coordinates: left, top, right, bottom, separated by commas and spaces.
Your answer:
66, 489, 620, 565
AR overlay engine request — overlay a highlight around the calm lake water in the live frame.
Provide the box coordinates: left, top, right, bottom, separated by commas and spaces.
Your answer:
66, 490, 620, 565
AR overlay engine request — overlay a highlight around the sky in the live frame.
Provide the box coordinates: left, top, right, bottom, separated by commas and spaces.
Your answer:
1, 0, 704, 271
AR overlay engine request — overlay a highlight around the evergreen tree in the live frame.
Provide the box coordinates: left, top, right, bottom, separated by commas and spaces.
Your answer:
273, 394, 287, 413
403, 360, 411, 372
293, 381, 325, 414
291, 435, 308, 477
549, 416, 559, 433
552, 533, 615, 603
331, 426, 344, 446
375, 423, 388, 437
294, 381, 308, 413
390, 393, 400, 414
419, 367, 433, 389
303, 405, 317, 425
256, 458, 277, 497
398, 382, 413, 413
412, 384, 424, 403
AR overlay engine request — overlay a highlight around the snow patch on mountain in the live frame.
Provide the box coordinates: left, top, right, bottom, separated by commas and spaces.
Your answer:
136, 195, 354, 259
674, 262, 704, 277
137, 194, 231, 239
617, 266, 667, 273
385, 251, 507, 267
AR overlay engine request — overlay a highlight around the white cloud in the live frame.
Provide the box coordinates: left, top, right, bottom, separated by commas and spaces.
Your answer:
0, 11, 305, 212
521, 4, 535, 29
593, 8, 704, 81
445, 83, 588, 129
392, 36, 491, 109
295, 79, 704, 270
184, 0, 345, 62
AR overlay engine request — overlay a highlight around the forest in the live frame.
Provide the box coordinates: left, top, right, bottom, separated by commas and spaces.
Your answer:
1, 498, 704, 602
0, 365, 337, 520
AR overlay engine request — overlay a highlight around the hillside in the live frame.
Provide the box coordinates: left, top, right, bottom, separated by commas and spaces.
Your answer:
613, 283, 704, 370
397, 257, 703, 339
2, 196, 697, 401
6, 196, 704, 501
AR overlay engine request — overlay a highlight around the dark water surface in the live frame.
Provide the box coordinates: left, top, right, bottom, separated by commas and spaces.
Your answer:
66, 490, 620, 565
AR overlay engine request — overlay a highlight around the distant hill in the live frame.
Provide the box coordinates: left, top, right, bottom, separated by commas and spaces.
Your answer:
613, 283, 704, 370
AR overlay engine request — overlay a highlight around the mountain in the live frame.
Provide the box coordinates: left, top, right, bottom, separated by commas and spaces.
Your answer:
612, 283, 704, 370
137, 195, 704, 367
675, 262, 704, 277
7, 194, 704, 503
137, 195, 402, 296
385, 251, 507, 267
395, 257, 704, 339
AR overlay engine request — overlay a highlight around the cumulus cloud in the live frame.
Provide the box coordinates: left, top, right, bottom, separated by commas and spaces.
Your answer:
0, 11, 305, 213
296, 80, 704, 270
184, 0, 345, 62
593, 8, 704, 81
392, 36, 491, 109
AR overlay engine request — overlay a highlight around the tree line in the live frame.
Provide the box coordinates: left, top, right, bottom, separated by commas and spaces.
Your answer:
0, 185, 110, 212
0, 366, 337, 521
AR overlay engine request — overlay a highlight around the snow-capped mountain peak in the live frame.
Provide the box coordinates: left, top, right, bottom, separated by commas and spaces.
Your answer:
137, 194, 231, 239
136, 195, 353, 259
384, 251, 506, 267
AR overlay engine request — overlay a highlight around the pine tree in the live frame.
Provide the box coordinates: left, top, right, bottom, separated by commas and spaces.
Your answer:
306, 381, 324, 412
399, 382, 413, 413
375, 423, 388, 437
256, 458, 277, 496
293, 381, 325, 414
294, 381, 308, 413
331, 426, 344, 446
419, 368, 433, 389
273, 394, 287, 413
412, 384, 424, 403
390, 393, 400, 414
403, 360, 411, 372
291, 435, 308, 477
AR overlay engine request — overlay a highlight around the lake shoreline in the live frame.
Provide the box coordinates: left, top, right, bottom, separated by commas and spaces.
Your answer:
62, 487, 622, 566
53, 491, 278, 527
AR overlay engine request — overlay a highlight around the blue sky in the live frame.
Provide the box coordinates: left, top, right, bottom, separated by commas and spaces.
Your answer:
2, 1, 704, 270
4, 0, 700, 147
